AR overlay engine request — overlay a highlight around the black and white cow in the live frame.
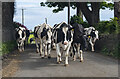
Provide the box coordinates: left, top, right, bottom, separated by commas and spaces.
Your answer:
34, 23, 52, 58
51, 24, 60, 49
71, 23, 88, 62
84, 27, 99, 52
53, 22, 73, 66
15, 26, 26, 52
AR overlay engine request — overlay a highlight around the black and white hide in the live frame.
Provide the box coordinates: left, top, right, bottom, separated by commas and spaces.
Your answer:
71, 23, 88, 62
84, 27, 99, 52
53, 22, 73, 66
34, 23, 52, 58
15, 27, 26, 52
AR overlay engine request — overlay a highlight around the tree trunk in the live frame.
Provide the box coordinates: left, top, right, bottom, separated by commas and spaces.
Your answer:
76, 3, 83, 19
114, 2, 120, 25
78, 2, 100, 26
91, 2, 100, 25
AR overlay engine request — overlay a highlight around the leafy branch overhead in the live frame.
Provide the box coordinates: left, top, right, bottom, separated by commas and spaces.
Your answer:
40, 2, 114, 13
40, 2, 76, 13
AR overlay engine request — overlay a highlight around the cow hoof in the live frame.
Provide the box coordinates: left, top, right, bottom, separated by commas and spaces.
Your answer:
57, 62, 60, 64
19, 50, 22, 52
77, 57, 80, 59
40, 54, 41, 56
41, 57, 44, 59
64, 64, 69, 67
48, 56, 51, 59
45, 55, 47, 57
73, 59, 76, 61
80, 60, 83, 62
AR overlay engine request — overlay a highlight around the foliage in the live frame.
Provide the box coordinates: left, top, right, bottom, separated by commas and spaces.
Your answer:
94, 17, 120, 34
94, 21, 109, 34
70, 15, 120, 34
100, 2, 114, 10
70, 15, 83, 25
40, 2, 114, 13
70, 15, 90, 28
0, 41, 17, 56
101, 43, 120, 59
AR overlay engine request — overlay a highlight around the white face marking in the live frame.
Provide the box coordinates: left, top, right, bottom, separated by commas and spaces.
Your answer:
62, 27, 68, 43
18, 30, 22, 39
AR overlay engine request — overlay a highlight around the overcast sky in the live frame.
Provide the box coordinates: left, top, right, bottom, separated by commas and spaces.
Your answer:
13, 0, 114, 30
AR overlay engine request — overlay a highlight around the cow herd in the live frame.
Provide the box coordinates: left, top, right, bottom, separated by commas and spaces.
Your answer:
15, 21, 99, 66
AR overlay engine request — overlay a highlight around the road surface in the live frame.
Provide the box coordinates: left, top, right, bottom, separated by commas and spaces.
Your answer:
3, 44, 119, 77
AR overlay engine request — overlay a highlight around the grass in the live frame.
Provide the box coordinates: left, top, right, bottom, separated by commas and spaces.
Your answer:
0, 41, 17, 56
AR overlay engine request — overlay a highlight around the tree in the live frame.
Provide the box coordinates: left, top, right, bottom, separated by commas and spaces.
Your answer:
114, 2, 120, 25
40, 2, 113, 25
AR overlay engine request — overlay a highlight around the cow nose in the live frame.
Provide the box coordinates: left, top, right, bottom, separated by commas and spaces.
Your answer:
20, 38, 22, 40
64, 41, 68, 45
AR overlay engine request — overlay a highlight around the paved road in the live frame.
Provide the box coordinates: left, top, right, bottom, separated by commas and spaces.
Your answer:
12, 44, 118, 77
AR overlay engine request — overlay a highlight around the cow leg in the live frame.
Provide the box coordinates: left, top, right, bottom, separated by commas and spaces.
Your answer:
80, 50, 83, 62
65, 43, 71, 66
44, 44, 47, 57
17, 44, 20, 51
48, 43, 51, 59
56, 44, 61, 64
73, 44, 76, 61
77, 44, 80, 59
22, 41, 24, 51
89, 39, 94, 52
41, 43, 44, 58
35, 39, 39, 53
19, 46, 22, 52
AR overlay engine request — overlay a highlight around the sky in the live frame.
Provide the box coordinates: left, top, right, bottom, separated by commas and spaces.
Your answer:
13, 0, 114, 30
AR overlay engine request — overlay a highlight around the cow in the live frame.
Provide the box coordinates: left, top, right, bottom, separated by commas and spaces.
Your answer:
15, 26, 26, 52
51, 24, 59, 49
53, 22, 73, 66
84, 27, 99, 52
71, 23, 88, 62
34, 23, 52, 58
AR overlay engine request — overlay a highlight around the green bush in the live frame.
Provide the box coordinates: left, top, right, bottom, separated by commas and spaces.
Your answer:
70, 15, 83, 25
95, 17, 120, 34
94, 21, 109, 34
0, 41, 17, 56
70, 15, 90, 28
70, 15, 120, 35
101, 43, 120, 59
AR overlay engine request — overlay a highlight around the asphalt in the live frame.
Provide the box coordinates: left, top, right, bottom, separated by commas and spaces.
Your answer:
10, 44, 118, 77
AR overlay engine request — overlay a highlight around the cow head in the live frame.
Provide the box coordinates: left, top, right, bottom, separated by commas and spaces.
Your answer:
90, 29, 99, 43
57, 22, 73, 45
41, 24, 52, 44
